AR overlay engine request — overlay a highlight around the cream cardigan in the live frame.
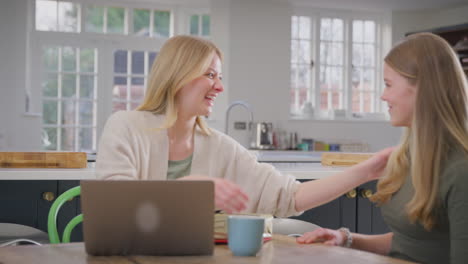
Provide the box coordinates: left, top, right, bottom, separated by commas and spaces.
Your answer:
96, 111, 301, 217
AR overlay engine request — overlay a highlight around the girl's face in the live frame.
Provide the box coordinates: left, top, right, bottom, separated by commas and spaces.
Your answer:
381, 63, 417, 127
176, 54, 224, 118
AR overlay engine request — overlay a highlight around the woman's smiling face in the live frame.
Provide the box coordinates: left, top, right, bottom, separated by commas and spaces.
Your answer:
381, 62, 417, 127
176, 54, 224, 118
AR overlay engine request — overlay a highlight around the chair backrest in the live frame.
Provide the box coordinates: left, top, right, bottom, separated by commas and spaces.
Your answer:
47, 186, 82, 244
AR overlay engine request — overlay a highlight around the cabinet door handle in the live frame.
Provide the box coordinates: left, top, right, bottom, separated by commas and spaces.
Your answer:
42, 192, 55, 202
360, 189, 373, 199
345, 189, 357, 198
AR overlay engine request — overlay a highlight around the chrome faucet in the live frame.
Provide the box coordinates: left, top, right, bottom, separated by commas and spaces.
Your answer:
225, 100, 254, 136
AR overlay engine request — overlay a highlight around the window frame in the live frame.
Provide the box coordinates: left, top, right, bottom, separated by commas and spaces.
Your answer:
28, 0, 210, 151
291, 7, 392, 121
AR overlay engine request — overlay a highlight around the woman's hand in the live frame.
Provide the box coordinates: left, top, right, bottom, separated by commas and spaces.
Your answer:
296, 228, 346, 246
179, 175, 249, 213
353, 147, 395, 181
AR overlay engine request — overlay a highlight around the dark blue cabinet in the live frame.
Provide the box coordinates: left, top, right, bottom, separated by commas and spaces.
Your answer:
0, 180, 83, 242
292, 180, 389, 235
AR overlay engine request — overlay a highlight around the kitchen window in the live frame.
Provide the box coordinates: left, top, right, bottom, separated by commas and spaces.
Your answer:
31, 0, 210, 152
290, 11, 390, 120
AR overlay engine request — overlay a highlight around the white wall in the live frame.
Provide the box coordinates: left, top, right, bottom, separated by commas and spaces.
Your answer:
392, 4, 468, 43
211, 0, 402, 151
0, 0, 42, 151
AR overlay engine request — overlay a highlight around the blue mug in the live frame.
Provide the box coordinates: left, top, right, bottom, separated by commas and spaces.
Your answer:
228, 215, 265, 256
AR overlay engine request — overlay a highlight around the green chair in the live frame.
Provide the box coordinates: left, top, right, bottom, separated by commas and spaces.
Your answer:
47, 186, 83, 244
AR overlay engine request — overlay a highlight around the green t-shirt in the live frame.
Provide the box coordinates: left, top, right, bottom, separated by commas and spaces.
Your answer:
167, 154, 193, 180
381, 151, 468, 264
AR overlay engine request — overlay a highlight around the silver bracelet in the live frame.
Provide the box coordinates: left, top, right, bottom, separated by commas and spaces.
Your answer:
338, 227, 353, 248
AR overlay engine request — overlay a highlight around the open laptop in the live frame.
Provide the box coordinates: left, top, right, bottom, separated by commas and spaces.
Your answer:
80, 180, 214, 256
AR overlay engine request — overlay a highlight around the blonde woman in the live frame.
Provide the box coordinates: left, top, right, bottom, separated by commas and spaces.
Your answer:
96, 35, 393, 217
297, 33, 468, 264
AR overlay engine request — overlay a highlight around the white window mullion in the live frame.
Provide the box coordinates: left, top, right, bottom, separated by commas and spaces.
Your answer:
314, 16, 321, 113
57, 47, 63, 150
127, 50, 132, 110
375, 21, 381, 113
96, 45, 111, 144
346, 19, 353, 115
149, 10, 154, 37
125, 7, 131, 35
103, 7, 108, 33
75, 48, 81, 151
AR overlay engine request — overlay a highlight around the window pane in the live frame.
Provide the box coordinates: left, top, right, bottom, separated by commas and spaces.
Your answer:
43, 74, 58, 97
352, 44, 363, 67
107, 7, 125, 34
62, 74, 76, 97
61, 127, 75, 151
85, 6, 104, 33
320, 91, 329, 110
290, 64, 297, 88
364, 21, 375, 43
291, 16, 299, 39
331, 19, 343, 41
80, 75, 95, 99
298, 40, 310, 64
320, 66, 342, 91
114, 50, 128, 73
148, 52, 157, 70
43, 47, 59, 71
80, 48, 95, 73
363, 68, 375, 91
352, 68, 375, 94
297, 65, 310, 90
133, 9, 150, 36
43, 127, 57, 150
320, 43, 343, 65
202, 15, 210, 36
58, 2, 78, 32
154, 11, 170, 37
113, 76, 127, 101
130, 102, 140, 110
131, 77, 145, 101
61, 100, 76, 125
299, 16, 311, 39
320, 18, 331, 41
190, 15, 199, 35
332, 91, 342, 109
79, 128, 94, 151
352, 67, 362, 91
62, 47, 76, 72
363, 91, 374, 112
363, 44, 375, 67
291, 40, 298, 64
353, 20, 363, 42
36, 0, 57, 31
43, 100, 58, 124
79, 101, 94, 125
131, 51, 145, 74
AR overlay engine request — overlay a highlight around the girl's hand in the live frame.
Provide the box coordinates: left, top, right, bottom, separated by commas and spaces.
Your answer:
180, 175, 249, 213
296, 228, 346, 246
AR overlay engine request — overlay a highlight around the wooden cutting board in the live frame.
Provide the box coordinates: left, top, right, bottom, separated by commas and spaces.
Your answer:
321, 152, 373, 166
0, 152, 87, 168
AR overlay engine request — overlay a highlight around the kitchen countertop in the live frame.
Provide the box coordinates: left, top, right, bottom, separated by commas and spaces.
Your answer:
0, 151, 348, 180
0, 163, 346, 180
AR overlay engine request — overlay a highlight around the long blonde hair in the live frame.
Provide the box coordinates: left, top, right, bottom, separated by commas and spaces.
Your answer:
371, 33, 468, 230
136, 35, 223, 135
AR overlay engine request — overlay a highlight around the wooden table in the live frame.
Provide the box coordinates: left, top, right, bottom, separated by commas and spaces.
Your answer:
0, 235, 414, 264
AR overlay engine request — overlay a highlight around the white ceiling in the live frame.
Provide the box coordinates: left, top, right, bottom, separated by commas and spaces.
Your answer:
286, 0, 468, 11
